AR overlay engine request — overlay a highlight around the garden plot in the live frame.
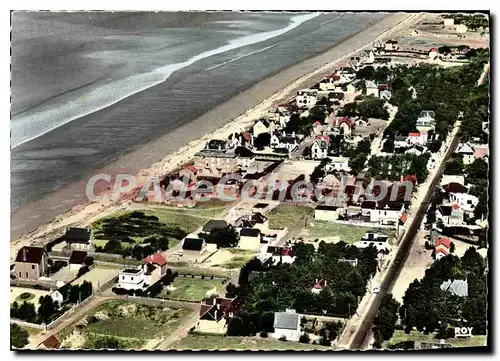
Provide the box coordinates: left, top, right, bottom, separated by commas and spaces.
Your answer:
10, 287, 51, 309
71, 267, 119, 290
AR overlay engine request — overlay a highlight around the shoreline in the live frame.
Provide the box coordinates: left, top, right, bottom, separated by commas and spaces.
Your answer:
11, 12, 420, 248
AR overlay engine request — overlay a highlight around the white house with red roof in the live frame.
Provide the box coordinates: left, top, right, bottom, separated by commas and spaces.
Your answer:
407, 131, 427, 146
311, 278, 328, 295
179, 164, 198, 182
429, 48, 439, 59
311, 135, 330, 160
144, 253, 168, 283
435, 237, 451, 261
327, 116, 353, 137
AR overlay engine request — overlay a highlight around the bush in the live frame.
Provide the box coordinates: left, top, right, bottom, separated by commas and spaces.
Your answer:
11, 324, 29, 349
259, 331, 268, 338
278, 335, 287, 342
299, 333, 311, 343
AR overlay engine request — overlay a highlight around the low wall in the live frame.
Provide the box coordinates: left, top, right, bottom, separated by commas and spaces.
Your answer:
10, 319, 46, 330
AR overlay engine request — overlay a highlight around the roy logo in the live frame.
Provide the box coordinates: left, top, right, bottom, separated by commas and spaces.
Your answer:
454, 327, 473, 338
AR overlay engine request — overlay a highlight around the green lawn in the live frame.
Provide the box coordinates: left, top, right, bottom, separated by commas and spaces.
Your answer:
308, 221, 395, 244
383, 330, 487, 349
76, 301, 193, 349
266, 205, 314, 230
161, 277, 224, 301
172, 266, 230, 279
172, 334, 332, 350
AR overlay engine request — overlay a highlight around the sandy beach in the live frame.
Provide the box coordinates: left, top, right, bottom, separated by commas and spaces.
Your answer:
11, 12, 421, 255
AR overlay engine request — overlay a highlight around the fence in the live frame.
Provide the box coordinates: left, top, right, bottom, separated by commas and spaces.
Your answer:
10, 319, 46, 330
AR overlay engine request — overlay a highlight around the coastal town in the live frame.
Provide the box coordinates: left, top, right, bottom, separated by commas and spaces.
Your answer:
10, 13, 489, 351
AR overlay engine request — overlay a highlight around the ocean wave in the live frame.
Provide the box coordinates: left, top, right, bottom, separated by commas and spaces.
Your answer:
11, 12, 320, 149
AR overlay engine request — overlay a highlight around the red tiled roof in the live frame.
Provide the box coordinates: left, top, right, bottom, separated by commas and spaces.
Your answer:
186, 165, 198, 173
39, 335, 61, 349
313, 121, 322, 126
145, 253, 167, 266
312, 278, 326, 289
452, 203, 461, 211
400, 213, 408, 223
408, 132, 421, 137
436, 247, 449, 256
339, 117, 353, 127
315, 135, 330, 143
474, 147, 489, 159
242, 132, 251, 141
430, 48, 438, 52
435, 238, 451, 249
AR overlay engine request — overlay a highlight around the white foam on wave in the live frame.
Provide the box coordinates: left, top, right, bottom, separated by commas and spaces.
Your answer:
11, 12, 320, 149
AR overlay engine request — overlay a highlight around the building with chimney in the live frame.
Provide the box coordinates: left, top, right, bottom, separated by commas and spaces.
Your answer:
14, 246, 48, 280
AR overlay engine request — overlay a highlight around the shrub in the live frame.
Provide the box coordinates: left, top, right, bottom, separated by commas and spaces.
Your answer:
259, 331, 268, 338
278, 335, 287, 342
299, 333, 311, 344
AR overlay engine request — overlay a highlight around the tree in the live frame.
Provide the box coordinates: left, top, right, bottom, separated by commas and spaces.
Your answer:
373, 294, 400, 341
260, 312, 275, 333
199, 226, 239, 248
84, 256, 94, 267
356, 138, 372, 154
317, 287, 335, 314
247, 321, 257, 336
77, 265, 90, 278
226, 282, 238, 298
254, 132, 271, 149
278, 335, 287, 342
37, 295, 58, 324
11, 324, 29, 349
11, 301, 20, 319
18, 302, 36, 323
227, 316, 244, 336
382, 138, 394, 153
157, 236, 170, 251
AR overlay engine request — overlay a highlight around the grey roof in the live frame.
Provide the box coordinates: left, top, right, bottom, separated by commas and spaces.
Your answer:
64, 227, 92, 244
182, 238, 205, 251
202, 220, 228, 233
273, 312, 300, 330
240, 228, 261, 238
440, 279, 468, 297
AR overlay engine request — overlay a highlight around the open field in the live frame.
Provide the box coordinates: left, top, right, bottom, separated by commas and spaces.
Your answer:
206, 248, 257, 269
266, 205, 314, 230
61, 300, 193, 350
172, 334, 332, 350
10, 287, 51, 309
71, 267, 119, 290
162, 277, 224, 301
383, 330, 487, 349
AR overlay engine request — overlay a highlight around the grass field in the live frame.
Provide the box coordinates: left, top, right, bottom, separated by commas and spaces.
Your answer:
308, 221, 395, 244
72, 301, 193, 350
162, 277, 224, 301
173, 267, 230, 279
266, 205, 314, 230
172, 334, 332, 350
383, 330, 487, 349
10, 287, 51, 310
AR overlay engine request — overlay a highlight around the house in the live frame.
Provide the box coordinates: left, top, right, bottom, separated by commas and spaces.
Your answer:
248, 212, 269, 232
271, 247, 296, 265
436, 204, 464, 226
328, 157, 351, 172
296, 89, 318, 109
314, 205, 339, 222
443, 18, 455, 26
362, 50, 375, 64
68, 250, 88, 272
14, 246, 48, 280
144, 253, 168, 280
179, 165, 198, 182
407, 131, 427, 146
181, 237, 207, 258
405, 144, 427, 156
354, 232, 390, 252
318, 74, 341, 91
311, 278, 328, 295
448, 192, 479, 214
455, 143, 475, 165
380, 90, 392, 101
238, 228, 261, 250
339, 258, 359, 267
270, 132, 299, 153
272, 311, 301, 341
365, 80, 379, 97
311, 136, 329, 160
196, 297, 239, 334
193, 148, 239, 179
384, 40, 399, 51
473, 145, 489, 162
253, 118, 275, 138
326, 116, 353, 137
50, 283, 72, 304
361, 201, 405, 225
429, 48, 439, 59
440, 279, 468, 297
202, 220, 229, 233
38, 335, 61, 350
441, 175, 465, 188
62, 227, 93, 251
117, 268, 146, 290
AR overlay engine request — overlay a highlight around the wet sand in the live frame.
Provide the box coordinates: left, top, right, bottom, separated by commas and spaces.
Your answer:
11, 12, 418, 240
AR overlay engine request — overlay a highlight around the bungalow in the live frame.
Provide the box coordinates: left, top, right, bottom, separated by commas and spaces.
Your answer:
271, 247, 296, 265
327, 156, 351, 172
68, 250, 88, 272
50, 283, 72, 304
455, 143, 475, 165
407, 131, 427, 146
144, 253, 168, 280
62, 227, 93, 251
318, 74, 341, 91
354, 232, 390, 253
361, 201, 405, 226
441, 175, 465, 188
435, 237, 451, 261
448, 192, 479, 214
436, 204, 465, 226
311, 136, 330, 160
326, 116, 353, 137
365, 80, 379, 97
179, 165, 198, 182
238, 228, 261, 250
14, 246, 48, 280
429, 48, 439, 59
311, 278, 328, 295
253, 118, 275, 138
181, 237, 207, 258
314, 205, 339, 222
196, 297, 239, 334
296, 89, 318, 109
117, 267, 146, 290
405, 144, 427, 156
440, 279, 468, 297
384, 40, 399, 51
272, 311, 301, 341
270, 132, 299, 153
248, 212, 269, 232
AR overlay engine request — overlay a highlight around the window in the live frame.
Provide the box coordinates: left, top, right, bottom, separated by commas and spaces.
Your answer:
131, 277, 134, 281
26, 273, 28, 278
19, 272, 21, 277
32, 265, 35, 270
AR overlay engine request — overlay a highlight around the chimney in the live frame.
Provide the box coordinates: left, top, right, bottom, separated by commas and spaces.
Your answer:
213, 297, 217, 305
